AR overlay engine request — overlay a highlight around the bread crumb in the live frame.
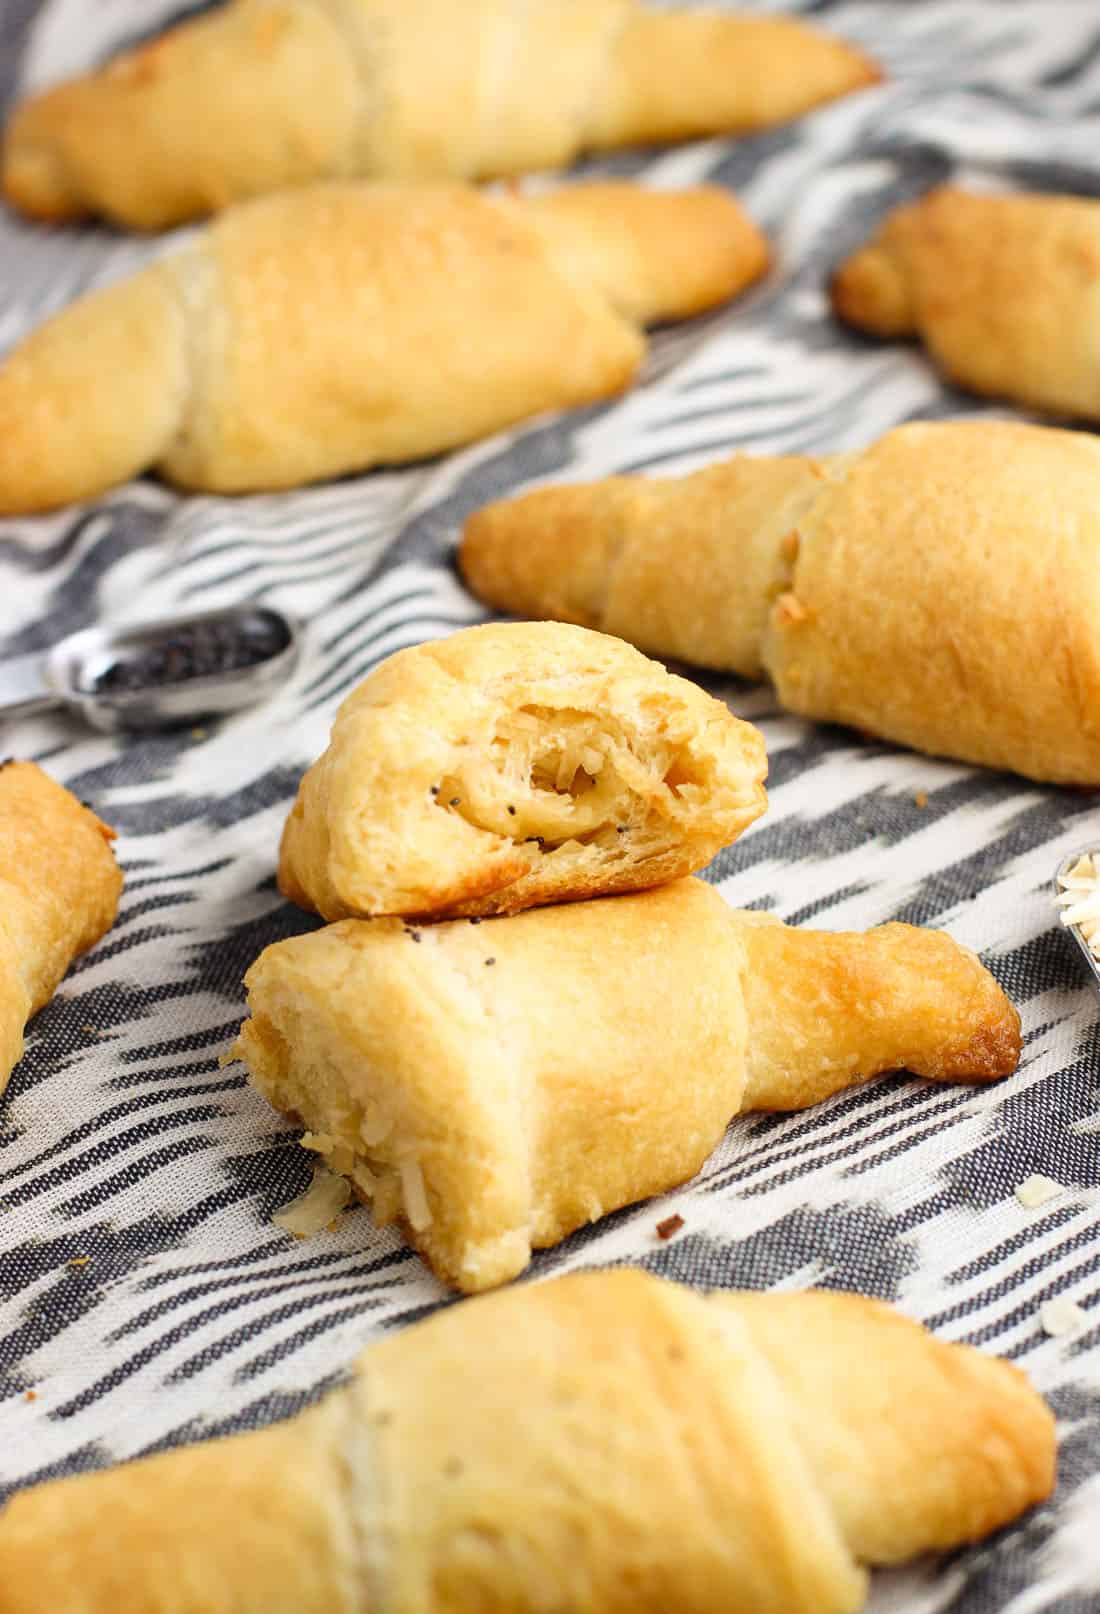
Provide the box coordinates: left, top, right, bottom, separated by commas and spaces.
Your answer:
67, 1256, 91, 1270
1040, 1296, 1087, 1338
1015, 1173, 1062, 1209
913, 790, 928, 808
24, 1390, 36, 1402
656, 1213, 684, 1241
79, 1024, 98, 1036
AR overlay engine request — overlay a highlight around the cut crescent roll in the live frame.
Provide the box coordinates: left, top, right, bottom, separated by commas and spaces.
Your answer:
233, 878, 1020, 1292
460, 418, 1100, 784
278, 621, 768, 920
2, 0, 879, 231
0, 178, 767, 515
0, 761, 123, 1095
831, 186, 1100, 421
0, 1269, 1053, 1614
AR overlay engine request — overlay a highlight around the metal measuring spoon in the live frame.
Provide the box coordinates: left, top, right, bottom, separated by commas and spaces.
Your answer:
1053, 847, 1100, 993
0, 605, 302, 731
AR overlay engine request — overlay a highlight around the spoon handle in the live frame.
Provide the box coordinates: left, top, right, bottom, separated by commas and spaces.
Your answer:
0, 654, 58, 720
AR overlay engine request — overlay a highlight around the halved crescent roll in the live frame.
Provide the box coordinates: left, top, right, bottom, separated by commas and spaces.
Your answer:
233, 878, 1021, 1291
1, 761, 123, 1095
278, 621, 768, 920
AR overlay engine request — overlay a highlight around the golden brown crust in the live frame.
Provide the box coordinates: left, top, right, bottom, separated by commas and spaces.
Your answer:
524, 182, 771, 326
235, 878, 1019, 1292
2, 1, 359, 230
0, 265, 189, 516
0, 1400, 363, 1614
732, 911, 1021, 1110
589, 11, 880, 149
830, 186, 1100, 420
0, 180, 766, 514
765, 420, 1100, 783
460, 454, 829, 679
460, 418, 1100, 784
0, 1272, 1053, 1613
0, 761, 123, 1093
724, 1287, 1056, 1565
239, 879, 751, 1291
278, 621, 768, 921
2, 0, 880, 231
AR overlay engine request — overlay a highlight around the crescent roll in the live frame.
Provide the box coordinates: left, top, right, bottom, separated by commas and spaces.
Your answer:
831, 186, 1100, 421
233, 878, 1020, 1292
460, 417, 1100, 785
0, 761, 123, 1094
2, 0, 879, 231
0, 1269, 1053, 1614
278, 621, 768, 921
0, 178, 768, 515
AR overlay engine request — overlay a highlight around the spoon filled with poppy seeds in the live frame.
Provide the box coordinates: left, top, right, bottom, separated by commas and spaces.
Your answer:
0, 605, 302, 731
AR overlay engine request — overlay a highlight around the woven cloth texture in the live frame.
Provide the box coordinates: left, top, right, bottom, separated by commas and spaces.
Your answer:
1, 4, 1100, 1607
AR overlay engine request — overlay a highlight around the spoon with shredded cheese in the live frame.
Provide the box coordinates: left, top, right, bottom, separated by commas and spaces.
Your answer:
1054, 849, 1100, 982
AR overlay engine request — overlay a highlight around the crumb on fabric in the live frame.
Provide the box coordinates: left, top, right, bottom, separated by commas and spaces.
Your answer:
1040, 1296, 1086, 1338
1015, 1174, 1062, 1209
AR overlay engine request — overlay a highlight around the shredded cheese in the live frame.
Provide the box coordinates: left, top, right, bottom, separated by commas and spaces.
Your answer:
1015, 1174, 1063, 1209
400, 1157, 432, 1230
1039, 1297, 1087, 1338
1056, 853, 1100, 961
273, 1164, 352, 1238
360, 1104, 393, 1147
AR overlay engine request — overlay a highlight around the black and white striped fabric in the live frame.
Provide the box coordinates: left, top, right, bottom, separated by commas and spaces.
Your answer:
3, 3, 1100, 1606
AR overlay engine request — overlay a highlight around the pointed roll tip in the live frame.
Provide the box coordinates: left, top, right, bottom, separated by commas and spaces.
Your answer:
804, 22, 884, 99
828, 241, 914, 338
847, 42, 886, 92
458, 482, 606, 626
2, 90, 86, 223
0, 263, 188, 516
938, 1002, 1023, 1083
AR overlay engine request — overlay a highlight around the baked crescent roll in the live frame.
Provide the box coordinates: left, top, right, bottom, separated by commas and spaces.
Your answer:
0, 761, 123, 1094
0, 1268, 1054, 1614
233, 878, 1020, 1291
2, 0, 880, 231
831, 186, 1100, 421
460, 417, 1100, 785
0, 179, 767, 516
278, 621, 768, 921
